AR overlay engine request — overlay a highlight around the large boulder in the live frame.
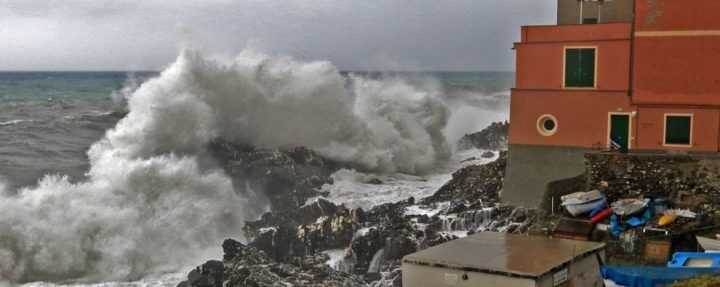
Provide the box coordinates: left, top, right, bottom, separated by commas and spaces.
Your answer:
178, 239, 366, 287
209, 141, 339, 212
457, 121, 509, 151
423, 152, 506, 204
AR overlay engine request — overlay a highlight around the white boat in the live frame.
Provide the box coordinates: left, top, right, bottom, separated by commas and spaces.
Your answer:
561, 190, 605, 216
611, 198, 647, 216
666, 209, 697, 219
696, 235, 720, 252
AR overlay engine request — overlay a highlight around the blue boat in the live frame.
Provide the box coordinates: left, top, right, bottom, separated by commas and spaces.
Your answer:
602, 266, 720, 287
668, 252, 720, 268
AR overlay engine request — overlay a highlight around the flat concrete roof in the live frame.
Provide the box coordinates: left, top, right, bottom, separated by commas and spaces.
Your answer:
402, 232, 605, 279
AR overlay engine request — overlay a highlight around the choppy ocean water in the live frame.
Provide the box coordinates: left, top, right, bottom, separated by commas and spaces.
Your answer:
0, 58, 512, 285
0, 72, 154, 190
0, 70, 511, 191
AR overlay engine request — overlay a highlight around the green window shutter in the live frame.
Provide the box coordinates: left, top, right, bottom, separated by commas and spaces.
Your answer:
578, 49, 595, 87
565, 48, 595, 87
665, 116, 691, 145
565, 49, 581, 87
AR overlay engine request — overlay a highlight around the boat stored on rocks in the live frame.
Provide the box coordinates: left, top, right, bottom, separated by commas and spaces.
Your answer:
658, 213, 677, 227
668, 252, 720, 268
602, 266, 720, 287
697, 236, 720, 252
611, 198, 647, 217
561, 190, 605, 216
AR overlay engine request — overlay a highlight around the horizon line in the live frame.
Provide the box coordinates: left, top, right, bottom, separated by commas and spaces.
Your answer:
0, 69, 515, 73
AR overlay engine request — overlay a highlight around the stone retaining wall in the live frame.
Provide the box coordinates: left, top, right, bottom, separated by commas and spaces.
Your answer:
584, 152, 720, 213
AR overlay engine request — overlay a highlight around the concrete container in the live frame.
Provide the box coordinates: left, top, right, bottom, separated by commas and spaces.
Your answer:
402, 232, 605, 287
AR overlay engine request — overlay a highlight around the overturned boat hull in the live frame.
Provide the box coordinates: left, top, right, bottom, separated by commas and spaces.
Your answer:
611, 199, 647, 217
696, 236, 720, 252
561, 190, 605, 216
564, 199, 606, 217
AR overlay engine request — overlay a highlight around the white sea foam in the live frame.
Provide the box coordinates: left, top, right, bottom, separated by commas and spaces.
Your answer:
0, 119, 33, 126
0, 48, 456, 283
321, 149, 498, 210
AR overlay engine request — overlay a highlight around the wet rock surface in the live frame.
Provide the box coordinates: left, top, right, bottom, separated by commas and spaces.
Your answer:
209, 140, 340, 212
586, 152, 720, 212
423, 151, 506, 204
178, 239, 365, 287
457, 121, 509, 151
184, 124, 534, 286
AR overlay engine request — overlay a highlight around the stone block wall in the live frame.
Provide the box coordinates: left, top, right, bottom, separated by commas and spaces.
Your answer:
584, 152, 720, 213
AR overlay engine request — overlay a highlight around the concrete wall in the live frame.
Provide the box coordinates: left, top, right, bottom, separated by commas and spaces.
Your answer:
535, 252, 605, 287
402, 251, 604, 287
632, 0, 720, 106
635, 106, 720, 152
401, 263, 536, 287
515, 24, 631, 90
509, 90, 634, 148
585, 152, 720, 211
558, 0, 634, 25
511, 23, 633, 150
503, 144, 590, 208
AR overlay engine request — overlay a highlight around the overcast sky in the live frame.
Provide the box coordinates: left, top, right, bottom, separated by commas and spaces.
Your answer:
0, 1, 556, 72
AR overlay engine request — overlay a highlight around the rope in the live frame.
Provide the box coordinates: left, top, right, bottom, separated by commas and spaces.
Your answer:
622, 222, 720, 242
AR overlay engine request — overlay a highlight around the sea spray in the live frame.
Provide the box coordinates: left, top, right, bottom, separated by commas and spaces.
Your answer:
0, 49, 453, 283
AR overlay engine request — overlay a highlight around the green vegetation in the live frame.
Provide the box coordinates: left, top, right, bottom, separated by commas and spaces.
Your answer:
669, 275, 720, 287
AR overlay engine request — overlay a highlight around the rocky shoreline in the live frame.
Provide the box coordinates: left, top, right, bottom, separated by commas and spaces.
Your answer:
180, 123, 527, 287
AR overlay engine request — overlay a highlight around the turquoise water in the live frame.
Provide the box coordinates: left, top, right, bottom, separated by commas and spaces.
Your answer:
0, 71, 512, 189
0, 72, 153, 189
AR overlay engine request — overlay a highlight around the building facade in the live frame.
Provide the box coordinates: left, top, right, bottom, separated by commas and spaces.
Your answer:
503, 0, 720, 207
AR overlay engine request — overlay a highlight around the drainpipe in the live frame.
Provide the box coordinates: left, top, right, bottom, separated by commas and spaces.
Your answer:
598, 1, 603, 23
579, 0, 584, 24
629, 0, 636, 99
629, 0, 637, 147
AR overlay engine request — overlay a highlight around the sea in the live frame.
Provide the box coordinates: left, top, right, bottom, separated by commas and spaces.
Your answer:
0, 70, 511, 191
0, 52, 512, 286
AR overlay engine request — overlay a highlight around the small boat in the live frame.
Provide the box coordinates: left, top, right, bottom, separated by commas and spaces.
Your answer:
602, 265, 720, 287
611, 198, 647, 216
697, 236, 720, 252
658, 213, 677, 226
668, 252, 720, 268
561, 190, 605, 216
666, 209, 697, 219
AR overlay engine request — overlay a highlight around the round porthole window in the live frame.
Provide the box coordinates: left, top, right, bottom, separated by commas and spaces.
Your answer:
537, 114, 557, 136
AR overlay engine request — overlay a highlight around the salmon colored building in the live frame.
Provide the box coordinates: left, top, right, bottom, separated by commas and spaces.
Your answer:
503, 0, 720, 207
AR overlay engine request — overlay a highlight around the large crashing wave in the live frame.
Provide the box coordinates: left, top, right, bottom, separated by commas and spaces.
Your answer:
117, 49, 451, 173
0, 49, 450, 282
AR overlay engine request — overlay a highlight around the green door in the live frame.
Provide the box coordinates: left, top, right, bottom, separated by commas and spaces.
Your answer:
610, 114, 629, 153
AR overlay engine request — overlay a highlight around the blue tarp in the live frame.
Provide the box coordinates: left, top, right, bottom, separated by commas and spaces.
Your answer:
601, 266, 720, 287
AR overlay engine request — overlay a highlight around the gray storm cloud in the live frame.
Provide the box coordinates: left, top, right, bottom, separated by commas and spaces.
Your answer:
0, 0, 555, 71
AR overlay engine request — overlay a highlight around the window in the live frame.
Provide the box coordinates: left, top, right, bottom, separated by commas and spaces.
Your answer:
537, 114, 558, 136
664, 114, 692, 146
583, 18, 598, 24
564, 47, 596, 88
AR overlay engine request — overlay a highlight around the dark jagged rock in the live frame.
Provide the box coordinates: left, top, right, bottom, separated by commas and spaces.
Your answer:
209, 141, 339, 212
586, 152, 720, 212
423, 151, 506, 204
244, 200, 363, 262
188, 123, 536, 286
457, 121, 509, 151
178, 239, 365, 287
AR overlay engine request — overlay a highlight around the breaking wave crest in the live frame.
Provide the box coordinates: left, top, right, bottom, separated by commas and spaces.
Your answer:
114, 49, 451, 173
0, 49, 451, 283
